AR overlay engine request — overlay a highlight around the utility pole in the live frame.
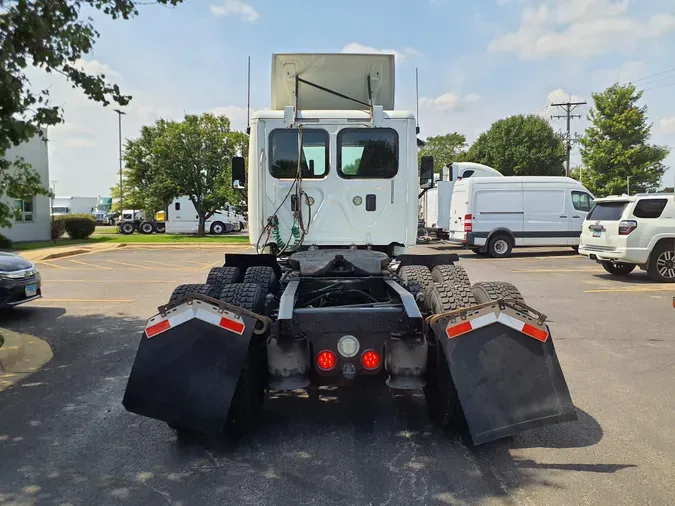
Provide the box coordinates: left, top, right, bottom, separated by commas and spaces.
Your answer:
113, 109, 126, 212
551, 99, 586, 177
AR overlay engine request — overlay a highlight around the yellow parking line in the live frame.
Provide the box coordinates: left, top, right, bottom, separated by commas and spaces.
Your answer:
37, 260, 69, 269
184, 260, 213, 267
67, 259, 113, 270
37, 298, 135, 303
144, 260, 200, 270
47, 279, 175, 283
105, 260, 153, 270
511, 268, 599, 273
584, 286, 675, 293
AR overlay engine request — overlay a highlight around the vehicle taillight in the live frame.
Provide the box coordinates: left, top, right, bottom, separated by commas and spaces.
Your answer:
316, 350, 336, 371
464, 214, 473, 233
619, 220, 637, 235
361, 350, 381, 370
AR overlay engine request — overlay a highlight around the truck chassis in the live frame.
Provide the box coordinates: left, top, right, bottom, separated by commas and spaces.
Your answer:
123, 248, 576, 445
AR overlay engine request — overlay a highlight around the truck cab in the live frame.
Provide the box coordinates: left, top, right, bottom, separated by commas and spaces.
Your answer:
234, 53, 421, 256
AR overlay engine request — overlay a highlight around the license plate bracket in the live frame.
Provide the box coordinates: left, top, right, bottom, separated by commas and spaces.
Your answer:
592, 230, 601, 238
25, 284, 37, 297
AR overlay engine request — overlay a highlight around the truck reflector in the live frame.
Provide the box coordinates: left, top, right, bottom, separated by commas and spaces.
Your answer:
445, 311, 548, 342
144, 305, 246, 338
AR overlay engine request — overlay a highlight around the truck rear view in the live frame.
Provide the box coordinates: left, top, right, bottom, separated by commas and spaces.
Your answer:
121, 52, 577, 446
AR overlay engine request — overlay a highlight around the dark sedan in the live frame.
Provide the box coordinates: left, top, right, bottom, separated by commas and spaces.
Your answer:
0, 252, 42, 308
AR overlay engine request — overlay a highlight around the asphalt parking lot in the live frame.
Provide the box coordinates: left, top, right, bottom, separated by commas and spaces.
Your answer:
0, 244, 673, 505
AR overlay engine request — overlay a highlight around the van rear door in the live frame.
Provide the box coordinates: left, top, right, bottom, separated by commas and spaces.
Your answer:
447, 181, 468, 242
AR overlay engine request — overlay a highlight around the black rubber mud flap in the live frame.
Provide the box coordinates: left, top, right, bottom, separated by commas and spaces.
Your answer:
122, 309, 257, 435
431, 319, 577, 445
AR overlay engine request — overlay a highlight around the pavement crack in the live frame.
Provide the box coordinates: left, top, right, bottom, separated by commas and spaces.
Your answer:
142, 482, 172, 504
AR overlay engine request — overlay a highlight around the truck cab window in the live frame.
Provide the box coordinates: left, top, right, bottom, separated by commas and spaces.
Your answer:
338, 128, 398, 179
269, 129, 328, 179
572, 191, 592, 212
175, 202, 180, 211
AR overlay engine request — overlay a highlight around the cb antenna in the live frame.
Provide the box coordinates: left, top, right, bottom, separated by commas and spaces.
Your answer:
246, 56, 251, 135
415, 67, 420, 134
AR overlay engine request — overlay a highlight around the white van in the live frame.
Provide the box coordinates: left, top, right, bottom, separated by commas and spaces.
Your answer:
420, 162, 503, 237
165, 197, 246, 235
446, 176, 595, 257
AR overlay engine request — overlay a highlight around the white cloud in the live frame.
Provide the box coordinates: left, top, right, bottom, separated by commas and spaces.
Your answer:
659, 117, 675, 135
419, 92, 482, 112
62, 137, 95, 149
72, 58, 122, 81
209, 0, 259, 22
593, 60, 647, 87
488, 1, 675, 58
341, 43, 420, 64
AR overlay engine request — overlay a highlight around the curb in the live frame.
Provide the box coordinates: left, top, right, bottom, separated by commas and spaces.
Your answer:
0, 328, 53, 392
0, 329, 25, 371
28, 242, 128, 262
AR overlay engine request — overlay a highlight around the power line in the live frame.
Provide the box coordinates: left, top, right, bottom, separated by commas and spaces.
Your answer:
551, 100, 587, 178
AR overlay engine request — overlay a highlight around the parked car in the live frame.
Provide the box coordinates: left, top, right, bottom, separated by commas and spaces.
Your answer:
0, 252, 42, 308
446, 176, 595, 257
578, 193, 675, 282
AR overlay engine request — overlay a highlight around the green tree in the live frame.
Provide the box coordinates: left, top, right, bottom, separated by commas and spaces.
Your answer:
123, 113, 245, 235
0, 0, 183, 227
464, 114, 565, 176
579, 83, 670, 197
418, 133, 468, 172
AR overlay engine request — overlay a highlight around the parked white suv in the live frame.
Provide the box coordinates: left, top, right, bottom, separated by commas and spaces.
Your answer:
578, 193, 675, 282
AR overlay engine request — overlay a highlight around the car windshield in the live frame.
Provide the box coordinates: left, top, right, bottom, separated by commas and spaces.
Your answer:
586, 202, 628, 221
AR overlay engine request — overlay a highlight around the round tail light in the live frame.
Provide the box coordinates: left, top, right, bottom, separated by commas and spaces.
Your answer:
360, 350, 381, 370
316, 350, 337, 371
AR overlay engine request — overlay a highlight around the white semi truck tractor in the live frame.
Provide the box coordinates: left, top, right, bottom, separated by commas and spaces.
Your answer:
123, 53, 576, 445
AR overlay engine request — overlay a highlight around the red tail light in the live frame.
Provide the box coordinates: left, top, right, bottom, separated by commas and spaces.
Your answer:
464, 214, 473, 233
316, 350, 336, 371
361, 350, 381, 370
619, 220, 637, 235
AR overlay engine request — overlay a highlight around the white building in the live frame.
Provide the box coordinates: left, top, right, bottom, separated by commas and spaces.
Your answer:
0, 129, 51, 242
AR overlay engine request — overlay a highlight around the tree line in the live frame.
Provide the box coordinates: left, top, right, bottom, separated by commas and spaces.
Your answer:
418, 83, 670, 197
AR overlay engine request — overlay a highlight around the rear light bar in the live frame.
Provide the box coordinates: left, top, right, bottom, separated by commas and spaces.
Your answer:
445, 311, 549, 342
464, 214, 473, 233
144, 306, 246, 338
619, 220, 637, 235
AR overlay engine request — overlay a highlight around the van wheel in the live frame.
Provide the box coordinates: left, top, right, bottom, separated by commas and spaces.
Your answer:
601, 261, 636, 276
488, 234, 513, 258
648, 242, 675, 282
210, 221, 226, 235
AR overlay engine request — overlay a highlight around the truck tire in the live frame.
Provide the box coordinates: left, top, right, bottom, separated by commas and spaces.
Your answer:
647, 240, 675, 282
431, 265, 476, 308
601, 260, 636, 276
168, 283, 218, 306
218, 283, 267, 435
154, 222, 166, 233
119, 222, 135, 235
398, 265, 432, 300
210, 221, 226, 235
242, 266, 279, 295
487, 234, 513, 258
472, 281, 525, 304
423, 282, 465, 430
139, 220, 155, 234
206, 266, 242, 292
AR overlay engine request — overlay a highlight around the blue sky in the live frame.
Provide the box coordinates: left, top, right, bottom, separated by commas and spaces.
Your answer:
31, 0, 675, 196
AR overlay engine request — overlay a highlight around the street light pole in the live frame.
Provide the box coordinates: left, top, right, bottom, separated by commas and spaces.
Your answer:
113, 109, 126, 212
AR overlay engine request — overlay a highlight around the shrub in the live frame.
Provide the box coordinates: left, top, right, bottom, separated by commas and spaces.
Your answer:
0, 234, 12, 249
51, 216, 66, 241
63, 214, 96, 239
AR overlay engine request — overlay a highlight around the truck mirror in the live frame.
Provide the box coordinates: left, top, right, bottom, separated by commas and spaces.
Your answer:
232, 156, 246, 189
420, 156, 434, 187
